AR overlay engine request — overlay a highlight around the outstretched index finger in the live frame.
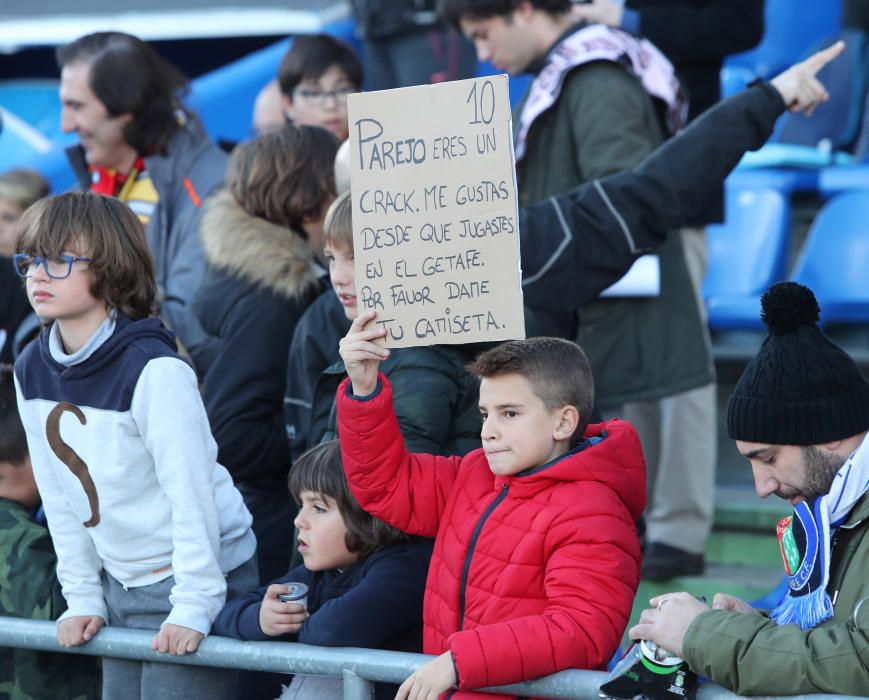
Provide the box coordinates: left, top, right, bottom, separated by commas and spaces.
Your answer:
802, 40, 845, 76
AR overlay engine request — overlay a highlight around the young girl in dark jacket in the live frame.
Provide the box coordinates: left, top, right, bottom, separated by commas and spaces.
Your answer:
212, 440, 431, 700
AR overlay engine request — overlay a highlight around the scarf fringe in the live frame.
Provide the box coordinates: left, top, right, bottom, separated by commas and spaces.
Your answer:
770, 588, 834, 630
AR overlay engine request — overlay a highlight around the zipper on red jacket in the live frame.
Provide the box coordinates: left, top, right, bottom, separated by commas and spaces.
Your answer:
457, 483, 509, 631
447, 484, 509, 700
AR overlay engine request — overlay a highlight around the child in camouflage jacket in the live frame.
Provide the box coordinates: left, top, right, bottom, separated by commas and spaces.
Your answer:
0, 364, 101, 699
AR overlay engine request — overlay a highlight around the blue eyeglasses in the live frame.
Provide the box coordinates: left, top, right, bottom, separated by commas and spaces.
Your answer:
13, 253, 92, 280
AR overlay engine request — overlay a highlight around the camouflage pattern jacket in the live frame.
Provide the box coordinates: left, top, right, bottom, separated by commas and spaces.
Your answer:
0, 497, 101, 700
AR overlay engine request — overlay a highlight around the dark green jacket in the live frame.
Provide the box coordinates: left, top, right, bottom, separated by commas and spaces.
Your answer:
517, 50, 714, 406
0, 498, 101, 700
310, 345, 480, 456
683, 492, 869, 695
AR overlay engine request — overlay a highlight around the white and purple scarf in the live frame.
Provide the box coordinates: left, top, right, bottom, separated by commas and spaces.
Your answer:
514, 23, 687, 165
771, 436, 869, 630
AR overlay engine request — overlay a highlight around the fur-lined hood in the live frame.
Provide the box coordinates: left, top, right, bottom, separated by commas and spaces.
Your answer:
200, 190, 322, 301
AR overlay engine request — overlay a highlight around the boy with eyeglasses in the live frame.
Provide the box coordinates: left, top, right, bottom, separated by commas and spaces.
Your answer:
13, 192, 258, 700
277, 34, 364, 142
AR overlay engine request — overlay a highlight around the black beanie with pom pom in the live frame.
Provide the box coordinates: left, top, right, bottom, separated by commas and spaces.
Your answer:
727, 281, 869, 445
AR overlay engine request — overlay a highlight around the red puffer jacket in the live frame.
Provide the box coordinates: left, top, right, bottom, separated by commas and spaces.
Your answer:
337, 375, 646, 699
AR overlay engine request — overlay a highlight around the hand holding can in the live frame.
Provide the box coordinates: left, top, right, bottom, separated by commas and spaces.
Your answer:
260, 582, 309, 637
278, 582, 309, 608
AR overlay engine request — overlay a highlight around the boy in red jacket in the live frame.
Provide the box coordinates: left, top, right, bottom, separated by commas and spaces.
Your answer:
337, 312, 646, 699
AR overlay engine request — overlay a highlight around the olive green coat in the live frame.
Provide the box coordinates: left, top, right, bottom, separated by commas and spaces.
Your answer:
683, 492, 869, 695
516, 57, 714, 406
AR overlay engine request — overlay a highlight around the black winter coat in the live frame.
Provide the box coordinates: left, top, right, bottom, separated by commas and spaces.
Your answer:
194, 191, 325, 489
0, 260, 30, 363
517, 82, 786, 319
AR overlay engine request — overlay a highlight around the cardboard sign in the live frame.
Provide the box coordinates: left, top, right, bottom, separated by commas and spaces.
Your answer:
347, 75, 525, 347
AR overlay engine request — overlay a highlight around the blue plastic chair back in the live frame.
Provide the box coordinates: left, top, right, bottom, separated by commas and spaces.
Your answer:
726, 0, 842, 78
704, 188, 790, 331
0, 80, 63, 140
720, 65, 755, 99
792, 190, 869, 324
777, 29, 869, 152
818, 163, 869, 197
188, 38, 291, 145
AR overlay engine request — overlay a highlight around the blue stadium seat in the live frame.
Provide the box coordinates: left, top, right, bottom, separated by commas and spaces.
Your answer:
0, 80, 72, 186
791, 191, 869, 324
189, 38, 290, 145
777, 29, 869, 153
726, 167, 819, 195
818, 163, 869, 197
734, 29, 869, 178
704, 188, 790, 331
726, 0, 841, 79
720, 65, 755, 100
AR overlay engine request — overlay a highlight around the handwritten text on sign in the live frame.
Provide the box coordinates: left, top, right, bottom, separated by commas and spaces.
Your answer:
348, 75, 525, 348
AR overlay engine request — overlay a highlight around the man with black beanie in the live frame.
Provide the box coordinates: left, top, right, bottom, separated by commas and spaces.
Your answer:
628, 281, 869, 696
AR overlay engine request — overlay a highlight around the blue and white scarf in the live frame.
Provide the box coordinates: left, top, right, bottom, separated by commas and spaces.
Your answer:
771, 436, 869, 630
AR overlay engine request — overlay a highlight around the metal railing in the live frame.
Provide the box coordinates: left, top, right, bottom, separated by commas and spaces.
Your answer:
0, 618, 862, 700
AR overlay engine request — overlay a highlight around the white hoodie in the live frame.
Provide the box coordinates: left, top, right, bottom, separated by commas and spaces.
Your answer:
14, 314, 256, 635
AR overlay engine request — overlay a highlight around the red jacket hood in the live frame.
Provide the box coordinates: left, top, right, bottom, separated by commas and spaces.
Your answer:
498, 418, 646, 523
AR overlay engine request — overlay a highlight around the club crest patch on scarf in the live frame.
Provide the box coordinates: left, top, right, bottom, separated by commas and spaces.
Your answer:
776, 515, 801, 575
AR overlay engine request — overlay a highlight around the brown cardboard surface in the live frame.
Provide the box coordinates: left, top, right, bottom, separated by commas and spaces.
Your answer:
347, 75, 525, 348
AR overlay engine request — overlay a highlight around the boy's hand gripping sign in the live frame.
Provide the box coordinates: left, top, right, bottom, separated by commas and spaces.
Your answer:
348, 75, 525, 347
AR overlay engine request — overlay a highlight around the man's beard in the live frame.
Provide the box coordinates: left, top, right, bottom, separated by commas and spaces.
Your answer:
776, 447, 846, 503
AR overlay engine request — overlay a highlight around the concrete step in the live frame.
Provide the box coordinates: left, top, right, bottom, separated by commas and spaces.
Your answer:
706, 486, 789, 567
705, 530, 782, 569
713, 484, 791, 532
638, 563, 783, 602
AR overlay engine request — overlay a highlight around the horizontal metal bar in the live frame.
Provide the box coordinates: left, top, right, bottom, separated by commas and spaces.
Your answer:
343, 668, 374, 700
0, 618, 861, 700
